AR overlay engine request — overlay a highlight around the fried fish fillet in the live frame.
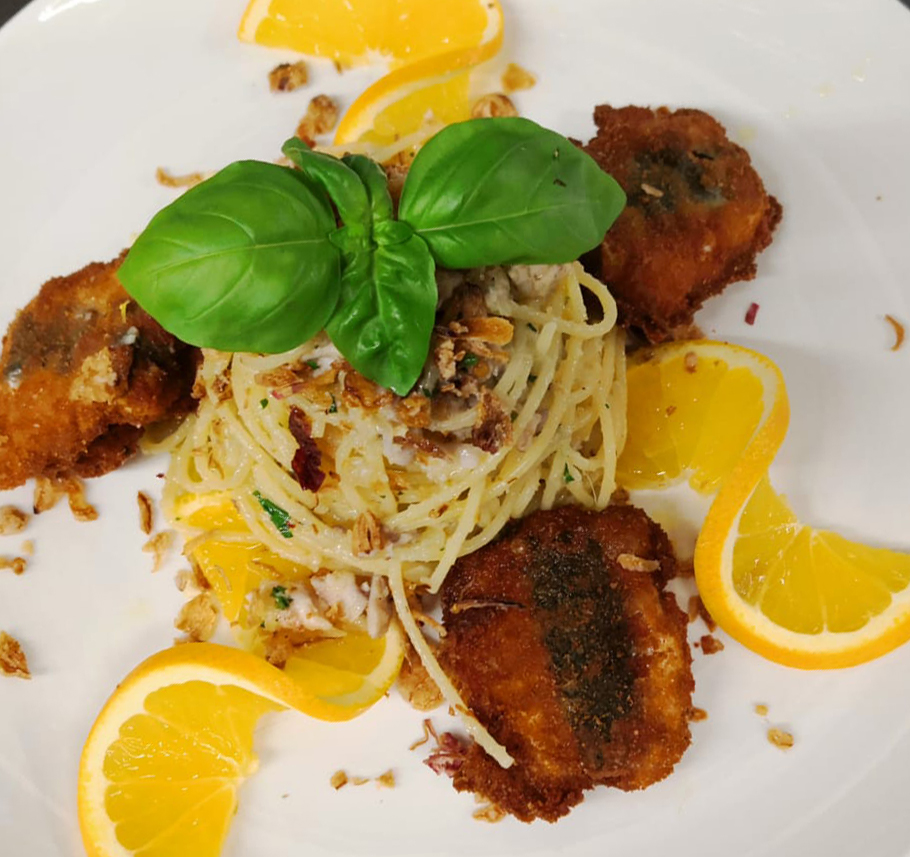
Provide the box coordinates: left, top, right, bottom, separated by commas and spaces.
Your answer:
583, 105, 782, 342
0, 254, 198, 490
438, 504, 693, 822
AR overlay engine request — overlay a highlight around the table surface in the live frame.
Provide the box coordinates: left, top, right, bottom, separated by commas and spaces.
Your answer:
0, 0, 23, 28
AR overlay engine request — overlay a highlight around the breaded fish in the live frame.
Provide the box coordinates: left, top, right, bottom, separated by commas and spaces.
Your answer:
0, 254, 198, 490
438, 504, 693, 822
583, 105, 782, 342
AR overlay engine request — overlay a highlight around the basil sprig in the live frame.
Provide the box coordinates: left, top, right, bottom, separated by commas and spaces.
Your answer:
119, 118, 625, 395
283, 141, 438, 394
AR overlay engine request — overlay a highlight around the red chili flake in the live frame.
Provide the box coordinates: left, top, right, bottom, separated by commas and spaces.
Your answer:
288, 406, 325, 493
744, 302, 760, 325
424, 732, 468, 777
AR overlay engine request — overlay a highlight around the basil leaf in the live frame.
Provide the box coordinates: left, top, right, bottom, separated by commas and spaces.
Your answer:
329, 224, 370, 258
373, 219, 417, 247
282, 139, 371, 246
119, 160, 340, 353
326, 232, 436, 396
398, 117, 626, 268
342, 154, 394, 222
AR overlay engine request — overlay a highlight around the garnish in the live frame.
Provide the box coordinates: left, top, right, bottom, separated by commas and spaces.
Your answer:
77, 627, 407, 857
119, 118, 625, 395
459, 352, 479, 369
397, 118, 625, 268
253, 490, 294, 538
271, 585, 293, 610
563, 463, 575, 484
260, 398, 269, 408
118, 161, 340, 354
885, 313, 905, 351
288, 406, 326, 492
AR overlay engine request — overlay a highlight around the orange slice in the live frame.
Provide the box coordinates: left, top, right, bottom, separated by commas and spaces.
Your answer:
239, 0, 495, 69
616, 340, 789, 494
79, 628, 404, 856
619, 340, 910, 668
168, 490, 308, 626
697, 468, 910, 669
333, 0, 504, 146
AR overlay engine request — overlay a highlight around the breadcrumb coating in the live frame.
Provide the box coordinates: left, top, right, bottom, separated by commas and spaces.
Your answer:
439, 505, 694, 821
583, 105, 781, 342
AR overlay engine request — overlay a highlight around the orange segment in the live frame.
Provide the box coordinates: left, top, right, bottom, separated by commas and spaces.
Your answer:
239, 0, 493, 69
749, 527, 821, 634
820, 532, 910, 594
282, 632, 393, 701
191, 539, 305, 625
616, 341, 787, 492
661, 354, 725, 467
688, 366, 765, 492
169, 491, 309, 625
170, 491, 245, 532
614, 358, 679, 486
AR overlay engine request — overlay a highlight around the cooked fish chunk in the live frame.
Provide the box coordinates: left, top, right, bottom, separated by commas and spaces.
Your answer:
583, 105, 782, 342
438, 504, 694, 821
0, 253, 198, 489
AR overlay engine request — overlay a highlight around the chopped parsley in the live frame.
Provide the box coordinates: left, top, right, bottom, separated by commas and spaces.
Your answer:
528, 374, 538, 383
527, 322, 538, 332
459, 352, 479, 370
327, 393, 337, 414
253, 490, 293, 538
260, 398, 269, 409
563, 463, 575, 484
305, 358, 319, 369
421, 384, 438, 399
271, 585, 293, 610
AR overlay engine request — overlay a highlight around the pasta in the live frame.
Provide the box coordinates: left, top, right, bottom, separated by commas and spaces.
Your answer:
151, 260, 626, 763
158, 262, 624, 589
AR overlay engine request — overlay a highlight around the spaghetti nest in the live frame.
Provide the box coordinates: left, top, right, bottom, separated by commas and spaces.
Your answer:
160, 262, 626, 595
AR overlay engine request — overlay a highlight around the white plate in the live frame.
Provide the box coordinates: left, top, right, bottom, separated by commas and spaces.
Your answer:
2, 1, 910, 855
